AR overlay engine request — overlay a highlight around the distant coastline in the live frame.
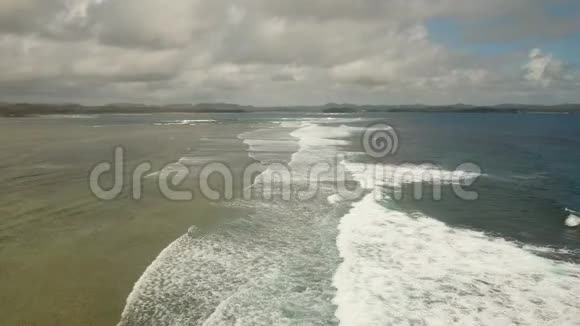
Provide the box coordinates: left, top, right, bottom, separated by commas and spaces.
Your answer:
2, 102, 580, 117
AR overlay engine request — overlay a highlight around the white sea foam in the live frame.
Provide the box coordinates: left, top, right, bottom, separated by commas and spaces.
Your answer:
237, 121, 358, 190
155, 119, 217, 126
333, 192, 580, 325
144, 156, 220, 180
565, 209, 580, 228
177, 156, 218, 166
328, 194, 345, 204
239, 126, 298, 163
289, 124, 353, 148
238, 125, 300, 193
344, 162, 483, 190
332, 162, 580, 325
47, 114, 98, 119
119, 120, 352, 325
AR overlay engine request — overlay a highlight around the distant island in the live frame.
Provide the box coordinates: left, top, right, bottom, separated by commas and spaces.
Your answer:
1, 102, 580, 117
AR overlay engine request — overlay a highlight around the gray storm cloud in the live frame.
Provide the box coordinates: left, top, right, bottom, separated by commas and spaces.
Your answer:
0, 0, 578, 105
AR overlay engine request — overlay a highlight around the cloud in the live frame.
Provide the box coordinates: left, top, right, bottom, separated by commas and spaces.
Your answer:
524, 48, 566, 87
0, 35, 186, 83
87, 0, 208, 49
462, 1, 580, 43
0, 0, 62, 35
0, 0, 578, 105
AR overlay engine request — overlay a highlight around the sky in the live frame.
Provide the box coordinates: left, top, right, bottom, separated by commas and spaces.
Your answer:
0, 0, 579, 106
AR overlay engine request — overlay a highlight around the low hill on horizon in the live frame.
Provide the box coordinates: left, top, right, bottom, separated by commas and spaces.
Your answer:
1, 102, 580, 117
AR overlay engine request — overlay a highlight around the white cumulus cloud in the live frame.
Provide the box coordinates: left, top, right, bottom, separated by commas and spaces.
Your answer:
0, 0, 578, 105
524, 48, 565, 87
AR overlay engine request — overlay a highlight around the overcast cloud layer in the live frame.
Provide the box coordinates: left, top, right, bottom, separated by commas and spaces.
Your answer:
1, 0, 579, 105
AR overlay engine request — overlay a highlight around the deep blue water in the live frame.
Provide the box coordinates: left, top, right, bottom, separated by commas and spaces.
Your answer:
347, 113, 580, 256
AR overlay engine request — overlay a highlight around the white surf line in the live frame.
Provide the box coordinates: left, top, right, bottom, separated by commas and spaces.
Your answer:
565, 208, 580, 227
332, 162, 580, 326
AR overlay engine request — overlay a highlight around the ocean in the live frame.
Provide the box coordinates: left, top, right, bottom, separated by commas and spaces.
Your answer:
117, 112, 580, 325
1, 112, 579, 325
